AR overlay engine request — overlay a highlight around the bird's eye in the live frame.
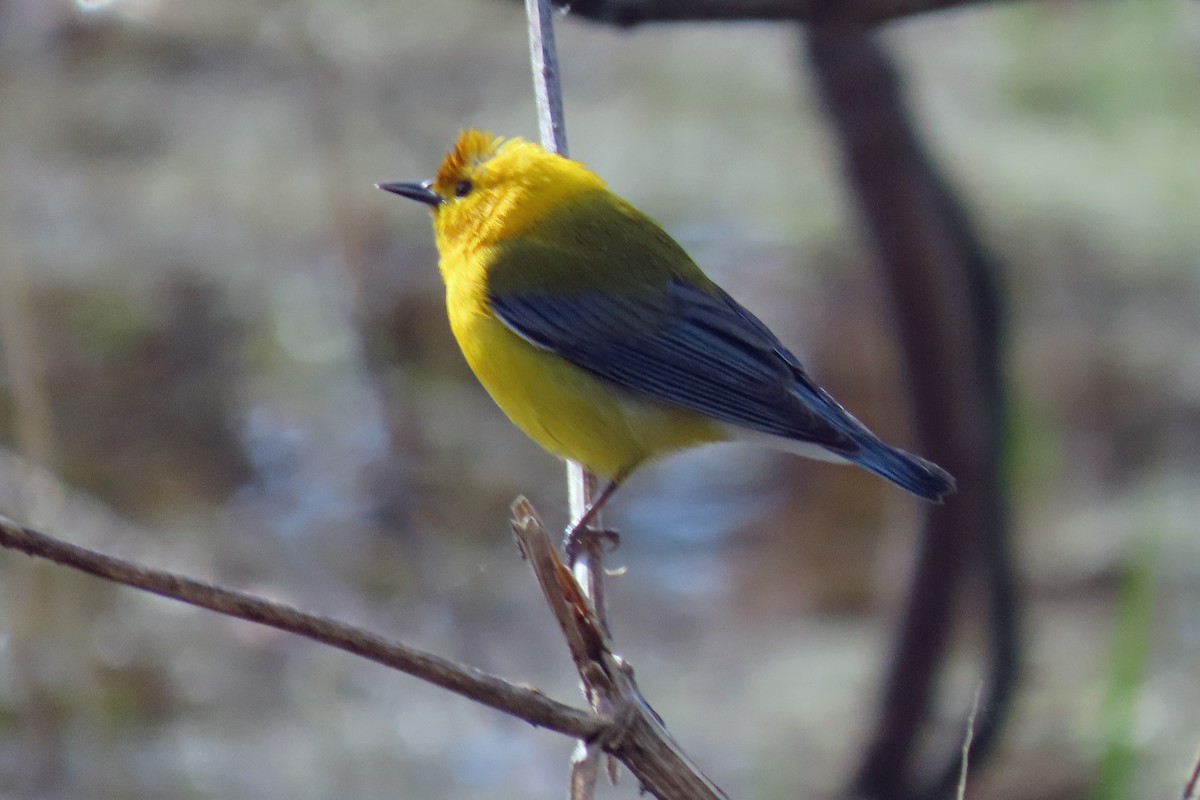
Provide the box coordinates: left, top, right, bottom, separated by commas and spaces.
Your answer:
454, 179, 473, 198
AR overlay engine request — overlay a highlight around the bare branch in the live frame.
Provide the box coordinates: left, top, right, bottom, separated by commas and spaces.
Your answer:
523, 0, 611, 631
526, 0, 570, 155
526, 0, 616, 669
955, 685, 983, 800
570, 743, 602, 800
555, 0, 1032, 28
523, 6, 628, 797
0, 515, 602, 741
1183, 744, 1200, 800
511, 500, 604, 668
512, 500, 729, 800
0, 492, 731, 800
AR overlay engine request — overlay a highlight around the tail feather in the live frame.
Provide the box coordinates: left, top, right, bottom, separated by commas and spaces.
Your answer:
848, 434, 956, 503
788, 374, 957, 503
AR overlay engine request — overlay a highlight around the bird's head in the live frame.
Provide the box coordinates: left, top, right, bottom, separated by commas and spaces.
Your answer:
378, 130, 605, 254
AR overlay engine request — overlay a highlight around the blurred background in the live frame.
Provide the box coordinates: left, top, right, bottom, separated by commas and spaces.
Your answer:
0, 0, 1197, 798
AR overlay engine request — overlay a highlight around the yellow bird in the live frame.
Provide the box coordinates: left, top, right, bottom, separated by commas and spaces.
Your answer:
379, 130, 954, 532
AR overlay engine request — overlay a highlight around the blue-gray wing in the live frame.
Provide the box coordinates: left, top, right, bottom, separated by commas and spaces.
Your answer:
489, 278, 858, 453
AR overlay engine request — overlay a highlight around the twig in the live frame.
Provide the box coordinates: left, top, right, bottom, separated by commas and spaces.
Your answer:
570, 743, 602, 800
522, 6, 624, 796
0, 514, 602, 740
523, 0, 606, 592
525, 0, 569, 156
525, 0, 606, 582
1183, 743, 1200, 800
510, 499, 604, 667
0, 474, 731, 800
511, 500, 728, 800
955, 685, 983, 800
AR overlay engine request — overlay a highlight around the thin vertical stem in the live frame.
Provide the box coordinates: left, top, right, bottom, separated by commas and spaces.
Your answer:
524, 0, 569, 157
522, 7, 614, 794
523, 0, 605, 583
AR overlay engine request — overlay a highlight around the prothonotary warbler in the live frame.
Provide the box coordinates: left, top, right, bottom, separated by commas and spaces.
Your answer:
379, 130, 954, 534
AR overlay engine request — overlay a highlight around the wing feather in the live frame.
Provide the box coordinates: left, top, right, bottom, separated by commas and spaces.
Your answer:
490, 278, 857, 452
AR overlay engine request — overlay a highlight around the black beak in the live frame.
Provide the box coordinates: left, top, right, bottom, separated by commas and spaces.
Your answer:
376, 180, 444, 207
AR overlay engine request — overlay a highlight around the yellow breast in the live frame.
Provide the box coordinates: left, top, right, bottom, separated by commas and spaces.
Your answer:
443, 258, 726, 480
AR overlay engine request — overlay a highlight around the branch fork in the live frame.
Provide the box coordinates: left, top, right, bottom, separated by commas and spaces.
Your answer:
511, 497, 727, 799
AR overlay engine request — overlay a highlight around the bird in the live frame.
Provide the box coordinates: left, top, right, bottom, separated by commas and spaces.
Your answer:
378, 130, 954, 539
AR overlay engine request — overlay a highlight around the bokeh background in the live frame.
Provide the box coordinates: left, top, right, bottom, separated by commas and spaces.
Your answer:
0, 0, 1198, 798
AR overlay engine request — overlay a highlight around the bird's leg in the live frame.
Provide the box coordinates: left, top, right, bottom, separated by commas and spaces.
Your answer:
564, 479, 621, 563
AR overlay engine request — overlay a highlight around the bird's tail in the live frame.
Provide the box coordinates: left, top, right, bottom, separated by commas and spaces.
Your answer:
846, 433, 956, 503
789, 375, 957, 503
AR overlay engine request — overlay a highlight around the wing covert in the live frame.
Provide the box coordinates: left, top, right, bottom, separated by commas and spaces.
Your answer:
490, 278, 856, 452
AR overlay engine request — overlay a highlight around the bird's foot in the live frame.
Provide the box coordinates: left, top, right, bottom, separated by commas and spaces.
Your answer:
563, 524, 621, 566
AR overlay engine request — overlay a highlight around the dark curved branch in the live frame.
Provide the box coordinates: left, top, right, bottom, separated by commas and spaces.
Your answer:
806, 26, 1017, 800
554, 0, 1031, 28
